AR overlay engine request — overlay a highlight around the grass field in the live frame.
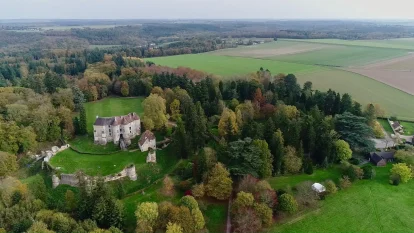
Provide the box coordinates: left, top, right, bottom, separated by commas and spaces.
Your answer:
269, 45, 407, 67
400, 121, 414, 135
378, 119, 394, 134
84, 97, 144, 134
267, 167, 342, 190
284, 38, 414, 50
269, 165, 414, 233
149, 54, 322, 77
49, 149, 147, 176
297, 69, 414, 120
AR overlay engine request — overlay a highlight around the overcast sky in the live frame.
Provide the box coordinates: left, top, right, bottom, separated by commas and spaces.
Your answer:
2, 0, 414, 19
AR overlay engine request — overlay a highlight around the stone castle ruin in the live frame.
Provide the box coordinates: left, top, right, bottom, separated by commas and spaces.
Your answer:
52, 164, 137, 188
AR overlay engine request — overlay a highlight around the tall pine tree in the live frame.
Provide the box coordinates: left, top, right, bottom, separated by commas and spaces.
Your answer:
79, 105, 87, 135
270, 129, 284, 175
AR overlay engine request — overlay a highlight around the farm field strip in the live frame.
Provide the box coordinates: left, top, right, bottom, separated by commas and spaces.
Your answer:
282, 38, 414, 50
345, 68, 414, 96
297, 69, 414, 120
149, 54, 323, 77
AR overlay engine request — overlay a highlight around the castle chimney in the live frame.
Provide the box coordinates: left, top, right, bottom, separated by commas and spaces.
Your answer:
96, 115, 99, 119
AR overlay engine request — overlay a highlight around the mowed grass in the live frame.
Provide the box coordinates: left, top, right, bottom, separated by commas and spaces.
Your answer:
284, 38, 414, 50
267, 167, 342, 190
400, 121, 414, 135
297, 69, 414, 120
269, 165, 414, 233
378, 118, 394, 134
148, 54, 322, 77
49, 149, 147, 176
270, 45, 408, 67
84, 97, 144, 134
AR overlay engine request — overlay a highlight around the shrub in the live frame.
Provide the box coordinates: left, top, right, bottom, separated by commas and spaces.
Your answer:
253, 203, 273, 227
390, 174, 401, 186
278, 194, 298, 214
237, 175, 259, 193
324, 180, 338, 194
231, 192, 255, 215
177, 180, 192, 192
390, 163, 412, 183
303, 157, 314, 175
294, 181, 319, 207
343, 164, 364, 181
349, 158, 360, 165
339, 176, 352, 189
180, 196, 198, 211
191, 183, 205, 198
362, 165, 375, 179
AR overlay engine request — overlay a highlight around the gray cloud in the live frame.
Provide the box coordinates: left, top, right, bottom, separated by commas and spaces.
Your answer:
2, 0, 414, 19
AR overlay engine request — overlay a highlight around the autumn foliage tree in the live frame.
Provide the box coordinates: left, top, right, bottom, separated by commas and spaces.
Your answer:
142, 94, 167, 130
218, 108, 239, 138
205, 163, 233, 200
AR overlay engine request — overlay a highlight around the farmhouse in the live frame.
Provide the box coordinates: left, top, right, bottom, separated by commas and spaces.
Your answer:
390, 120, 404, 134
93, 112, 141, 146
369, 151, 395, 166
139, 130, 156, 152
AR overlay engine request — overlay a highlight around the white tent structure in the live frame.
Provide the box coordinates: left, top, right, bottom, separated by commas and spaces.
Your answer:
312, 183, 326, 193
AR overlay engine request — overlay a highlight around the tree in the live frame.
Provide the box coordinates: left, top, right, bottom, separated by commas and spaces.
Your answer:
135, 202, 158, 233
72, 86, 85, 111
270, 129, 284, 175
166, 222, 182, 233
191, 208, 205, 231
191, 183, 205, 198
180, 196, 198, 211
142, 94, 167, 130
0, 152, 18, 178
51, 88, 75, 110
120, 81, 129, 97
252, 139, 273, 178
205, 163, 233, 200
283, 146, 302, 174
231, 191, 255, 214
218, 108, 239, 138
173, 206, 194, 233
65, 190, 77, 212
335, 112, 374, 153
27, 175, 47, 202
335, 140, 352, 161
253, 203, 273, 227
233, 208, 262, 233
170, 99, 181, 121
278, 194, 298, 214
79, 105, 87, 135
161, 176, 175, 197
27, 221, 55, 233
172, 118, 191, 159
390, 163, 412, 183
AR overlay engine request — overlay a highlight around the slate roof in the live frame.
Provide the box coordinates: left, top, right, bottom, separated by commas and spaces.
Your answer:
94, 112, 140, 126
392, 121, 402, 129
139, 130, 155, 146
376, 151, 395, 160
370, 153, 384, 164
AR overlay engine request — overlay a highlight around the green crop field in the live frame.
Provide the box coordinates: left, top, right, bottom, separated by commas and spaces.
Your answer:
269, 165, 414, 233
284, 38, 414, 50
84, 97, 144, 133
149, 54, 322, 77
269, 45, 408, 67
297, 69, 414, 120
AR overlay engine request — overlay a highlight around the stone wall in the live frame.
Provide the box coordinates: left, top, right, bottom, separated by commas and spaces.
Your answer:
37, 144, 70, 162
52, 164, 137, 188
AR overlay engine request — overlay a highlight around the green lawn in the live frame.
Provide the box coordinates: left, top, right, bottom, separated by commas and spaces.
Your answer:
267, 167, 341, 191
270, 45, 407, 67
269, 165, 414, 233
378, 118, 394, 134
283, 38, 414, 50
149, 54, 322, 77
204, 201, 228, 233
401, 121, 414, 135
49, 149, 147, 176
84, 97, 144, 134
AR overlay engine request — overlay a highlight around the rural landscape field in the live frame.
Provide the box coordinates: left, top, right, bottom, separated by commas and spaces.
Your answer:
2, 7, 414, 233
150, 38, 414, 120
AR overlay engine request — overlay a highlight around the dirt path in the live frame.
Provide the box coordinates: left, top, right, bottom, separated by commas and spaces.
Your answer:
226, 197, 232, 233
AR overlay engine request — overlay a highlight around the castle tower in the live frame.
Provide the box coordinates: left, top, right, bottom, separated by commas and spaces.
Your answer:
126, 165, 137, 181
52, 174, 60, 188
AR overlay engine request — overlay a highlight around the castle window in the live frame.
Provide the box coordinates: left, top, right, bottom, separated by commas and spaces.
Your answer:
109, 129, 111, 132
129, 127, 131, 130
102, 131, 104, 134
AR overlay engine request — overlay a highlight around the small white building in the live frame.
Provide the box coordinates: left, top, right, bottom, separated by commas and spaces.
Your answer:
139, 130, 156, 152
93, 113, 141, 145
312, 183, 326, 193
